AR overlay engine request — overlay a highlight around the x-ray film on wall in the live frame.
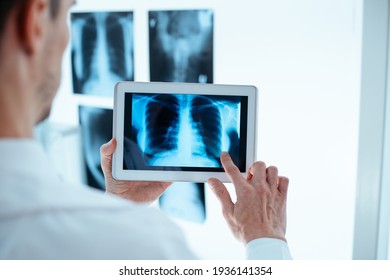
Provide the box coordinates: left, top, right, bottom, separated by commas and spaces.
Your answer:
71, 12, 134, 96
159, 182, 206, 224
149, 10, 214, 83
79, 106, 113, 190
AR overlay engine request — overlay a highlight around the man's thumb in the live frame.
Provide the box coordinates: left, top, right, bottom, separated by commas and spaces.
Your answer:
100, 139, 116, 174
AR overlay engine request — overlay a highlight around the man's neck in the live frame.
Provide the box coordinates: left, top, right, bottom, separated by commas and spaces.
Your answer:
0, 85, 35, 139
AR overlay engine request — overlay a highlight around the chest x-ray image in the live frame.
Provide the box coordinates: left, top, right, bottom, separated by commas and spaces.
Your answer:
79, 106, 113, 190
124, 93, 243, 171
149, 10, 214, 83
71, 12, 134, 96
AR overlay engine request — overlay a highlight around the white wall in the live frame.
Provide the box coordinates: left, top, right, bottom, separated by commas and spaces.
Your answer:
49, 0, 362, 259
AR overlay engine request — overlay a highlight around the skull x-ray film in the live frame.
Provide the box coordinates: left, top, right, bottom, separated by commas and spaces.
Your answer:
71, 12, 134, 96
149, 10, 213, 83
123, 93, 248, 172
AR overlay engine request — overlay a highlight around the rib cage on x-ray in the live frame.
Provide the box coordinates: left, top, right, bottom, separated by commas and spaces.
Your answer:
145, 95, 180, 156
144, 95, 222, 167
71, 12, 134, 96
190, 96, 222, 160
130, 93, 240, 169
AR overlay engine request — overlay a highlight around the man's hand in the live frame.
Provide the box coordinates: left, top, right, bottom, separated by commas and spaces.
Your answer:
100, 139, 172, 203
208, 152, 289, 244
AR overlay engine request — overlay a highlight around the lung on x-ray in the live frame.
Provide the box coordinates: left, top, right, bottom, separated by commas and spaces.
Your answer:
149, 10, 214, 83
71, 12, 134, 96
123, 93, 246, 172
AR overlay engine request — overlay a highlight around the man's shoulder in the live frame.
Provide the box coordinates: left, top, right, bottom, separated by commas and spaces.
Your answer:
0, 179, 192, 259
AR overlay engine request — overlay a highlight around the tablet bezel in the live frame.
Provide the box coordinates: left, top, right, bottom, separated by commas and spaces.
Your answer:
113, 81, 257, 183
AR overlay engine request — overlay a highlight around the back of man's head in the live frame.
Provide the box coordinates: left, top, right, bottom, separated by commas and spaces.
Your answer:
0, 0, 60, 38
0, 0, 67, 138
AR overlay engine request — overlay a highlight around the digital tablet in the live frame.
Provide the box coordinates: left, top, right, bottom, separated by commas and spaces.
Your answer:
112, 82, 257, 182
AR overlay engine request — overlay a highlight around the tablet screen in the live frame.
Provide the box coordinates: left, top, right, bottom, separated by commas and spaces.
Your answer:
122, 92, 248, 172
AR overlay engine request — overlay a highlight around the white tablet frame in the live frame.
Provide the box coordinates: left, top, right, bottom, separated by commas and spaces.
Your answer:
112, 81, 257, 183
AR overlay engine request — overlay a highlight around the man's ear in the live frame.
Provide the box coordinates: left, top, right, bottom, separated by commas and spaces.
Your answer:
18, 0, 49, 55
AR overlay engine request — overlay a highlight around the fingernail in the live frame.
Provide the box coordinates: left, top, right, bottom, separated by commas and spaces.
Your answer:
208, 178, 216, 187
220, 151, 229, 158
